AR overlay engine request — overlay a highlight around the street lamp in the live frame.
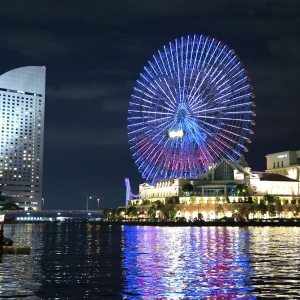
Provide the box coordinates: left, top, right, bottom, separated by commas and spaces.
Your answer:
81, 191, 97, 211
97, 198, 100, 210
87, 196, 92, 211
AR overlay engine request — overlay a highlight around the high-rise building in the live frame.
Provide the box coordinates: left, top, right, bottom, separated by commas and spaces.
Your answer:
0, 66, 46, 210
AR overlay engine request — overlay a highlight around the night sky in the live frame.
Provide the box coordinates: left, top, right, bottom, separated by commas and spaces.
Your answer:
1, 1, 299, 210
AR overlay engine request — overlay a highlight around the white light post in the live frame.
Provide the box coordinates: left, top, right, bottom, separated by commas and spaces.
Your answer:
87, 196, 92, 211
81, 191, 100, 211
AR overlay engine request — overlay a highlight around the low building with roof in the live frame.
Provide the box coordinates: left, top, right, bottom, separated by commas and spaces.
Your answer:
128, 156, 300, 220
265, 150, 300, 181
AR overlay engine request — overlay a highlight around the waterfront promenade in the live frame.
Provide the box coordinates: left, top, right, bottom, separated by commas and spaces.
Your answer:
90, 218, 300, 227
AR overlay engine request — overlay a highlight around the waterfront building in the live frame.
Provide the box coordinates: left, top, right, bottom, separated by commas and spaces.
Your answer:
0, 66, 46, 210
265, 150, 300, 181
129, 156, 300, 220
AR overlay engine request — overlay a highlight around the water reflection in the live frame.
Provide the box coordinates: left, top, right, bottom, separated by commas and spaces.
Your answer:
0, 224, 42, 298
122, 226, 255, 299
248, 227, 300, 298
2, 224, 300, 298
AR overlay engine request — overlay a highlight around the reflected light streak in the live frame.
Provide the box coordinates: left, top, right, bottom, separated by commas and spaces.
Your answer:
121, 226, 255, 298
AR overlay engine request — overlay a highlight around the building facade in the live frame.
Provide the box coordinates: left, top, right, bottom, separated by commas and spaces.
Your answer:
129, 156, 300, 220
266, 150, 300, 181
0, 66, 46, 210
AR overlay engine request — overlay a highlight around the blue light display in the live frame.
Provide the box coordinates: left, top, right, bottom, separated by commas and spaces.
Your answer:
128, 35, 255, 184
121, 226, 256, 299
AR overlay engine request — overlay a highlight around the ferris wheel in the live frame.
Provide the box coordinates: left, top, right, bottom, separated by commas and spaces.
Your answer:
128, 35, 255, 184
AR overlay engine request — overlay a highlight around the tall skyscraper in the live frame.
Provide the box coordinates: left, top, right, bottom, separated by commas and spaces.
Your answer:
0, 66, 46, 210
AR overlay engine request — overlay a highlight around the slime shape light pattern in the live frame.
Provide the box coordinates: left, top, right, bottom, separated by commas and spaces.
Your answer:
128, 35, 255, 184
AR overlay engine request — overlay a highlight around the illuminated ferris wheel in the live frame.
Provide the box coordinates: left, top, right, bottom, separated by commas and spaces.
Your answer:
128, 35, 255, 184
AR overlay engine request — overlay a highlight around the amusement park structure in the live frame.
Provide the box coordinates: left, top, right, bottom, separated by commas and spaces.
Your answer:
127, 35, 255, 185
125, 178, 139, 206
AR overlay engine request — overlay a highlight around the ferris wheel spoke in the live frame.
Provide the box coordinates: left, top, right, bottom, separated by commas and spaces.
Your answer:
215, 135, 243, 158
196, 119, 221, 132
158, 50, 170, 78
139, 139, 168, 171
197, 37, 212, 73
163, 46, 174, 80
214, 137, 234, 154
184, 36, 192, 105
129, 110, 173, 117
226, 110, 252, 115
140, 73, 157, 90
153, 54, 165, 76
185, 70, 203, 106
136, 81, 159, 98
163, 78, 178, 106
206, 142, 222, 160
154, 80, 177, 110
131, 94, 157, 105
188, 35, 196, 69
219, 117, 252, 122
219, 133, 238, 145
143, 66, 156, 80
175, 39, 182, 104
184, 118, 213, 140
190, 35, 202, 74
206, 39, 220, 66
221, 128, 247, 138
148, 61, 160, 77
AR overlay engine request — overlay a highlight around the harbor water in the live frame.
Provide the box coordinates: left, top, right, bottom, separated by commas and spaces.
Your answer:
1, 223, 300, 299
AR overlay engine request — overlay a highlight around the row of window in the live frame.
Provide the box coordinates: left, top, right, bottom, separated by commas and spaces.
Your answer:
273, 161, 284, 168
0, 88, 43, 97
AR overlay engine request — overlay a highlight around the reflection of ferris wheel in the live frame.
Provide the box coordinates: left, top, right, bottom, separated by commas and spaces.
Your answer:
128, 35, 255, 184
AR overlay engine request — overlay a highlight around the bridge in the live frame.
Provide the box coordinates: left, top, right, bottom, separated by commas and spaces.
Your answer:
3, 210, 106, 223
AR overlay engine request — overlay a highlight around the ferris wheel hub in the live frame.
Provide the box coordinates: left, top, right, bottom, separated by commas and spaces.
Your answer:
177, 108, 188, 121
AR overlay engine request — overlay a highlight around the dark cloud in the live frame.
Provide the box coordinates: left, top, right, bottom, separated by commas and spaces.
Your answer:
47, 82, 130, 101
47, 126, 127, 147
1, 0, 299, 209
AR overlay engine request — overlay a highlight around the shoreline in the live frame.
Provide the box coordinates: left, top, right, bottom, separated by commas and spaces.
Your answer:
89, 220, 300, 227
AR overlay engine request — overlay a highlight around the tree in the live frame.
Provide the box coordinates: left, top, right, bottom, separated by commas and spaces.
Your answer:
147, 204, 157, 219
215, 204, 224, 217
172, 196, 180, 204
235, 184, 248, 196
110, 208, 117, 220
103, 208, 117, 220
198, 213, 204, 220
182, 183, 194, 196
142, 199, 151, 206
103, 208, 112, 219
238, 204, 251, 220
165, 204, 177, 220
268, 204, 276, 217
262, 195, 283, 217
128, 206, 138, 218
117, 207, 126, 219
3, 202, 23, 210
258, 200, 268, 217
215, 197, 224, 218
